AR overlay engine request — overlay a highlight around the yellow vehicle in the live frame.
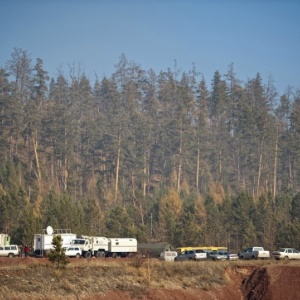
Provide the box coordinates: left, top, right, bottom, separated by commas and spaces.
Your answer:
206, 246, 227, 252
176, 246, 227, 254
176, 246, 193, 254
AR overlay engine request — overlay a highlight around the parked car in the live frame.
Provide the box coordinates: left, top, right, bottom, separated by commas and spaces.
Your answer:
0, 245, 19, 258
225, 252, 239, 261
211, 250, 239, 261
63, 246, 82, 258
208, 251, 228, 261
273, 248, 300, 260
175, 249, 207, 261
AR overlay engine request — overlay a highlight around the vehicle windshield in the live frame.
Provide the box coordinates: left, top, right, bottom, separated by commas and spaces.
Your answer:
72, 240, 85, 245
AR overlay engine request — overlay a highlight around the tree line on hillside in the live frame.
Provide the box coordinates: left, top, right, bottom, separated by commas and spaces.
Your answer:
0, 48, 300, 251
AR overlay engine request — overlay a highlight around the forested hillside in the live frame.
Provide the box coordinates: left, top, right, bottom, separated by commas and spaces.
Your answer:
1, 48, 300, 251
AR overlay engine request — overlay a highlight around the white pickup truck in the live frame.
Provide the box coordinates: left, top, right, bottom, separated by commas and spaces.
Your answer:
239, 247, 270, 260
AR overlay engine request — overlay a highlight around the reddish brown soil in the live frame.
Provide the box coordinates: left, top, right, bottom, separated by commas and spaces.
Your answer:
1, 257, 300, 299
242, 265, 300, 300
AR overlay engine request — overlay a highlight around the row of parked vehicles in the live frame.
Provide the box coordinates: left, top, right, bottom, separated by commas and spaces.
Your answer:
3, 231, 300, 261
155, 246, 236, 262
173, 248, 239, 262
165, 246, 300, 262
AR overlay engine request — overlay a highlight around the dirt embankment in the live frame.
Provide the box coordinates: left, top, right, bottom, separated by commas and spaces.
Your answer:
0, 257, 300, 300
242, 265, 300, 300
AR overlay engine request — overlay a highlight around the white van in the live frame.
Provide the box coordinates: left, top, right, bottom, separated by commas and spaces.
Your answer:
0, 245, 19, 257
159, 250, 178, 261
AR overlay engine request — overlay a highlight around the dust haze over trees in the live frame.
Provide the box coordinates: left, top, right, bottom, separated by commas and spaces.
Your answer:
1, 48, 300, 251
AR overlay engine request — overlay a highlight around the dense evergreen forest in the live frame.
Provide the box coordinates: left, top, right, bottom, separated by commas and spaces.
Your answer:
1, 48, 300, 252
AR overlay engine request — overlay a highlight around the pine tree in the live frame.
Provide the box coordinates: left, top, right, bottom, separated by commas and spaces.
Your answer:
209, 70, 230, 184
48, 235, 70, 269
0, 68, 12, 161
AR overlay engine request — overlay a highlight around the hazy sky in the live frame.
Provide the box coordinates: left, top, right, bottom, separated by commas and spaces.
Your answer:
1, 0, 299, 95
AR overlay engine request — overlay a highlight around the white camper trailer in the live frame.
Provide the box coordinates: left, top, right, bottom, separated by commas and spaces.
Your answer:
33, 226, 76, 256
0, 234, 10, 246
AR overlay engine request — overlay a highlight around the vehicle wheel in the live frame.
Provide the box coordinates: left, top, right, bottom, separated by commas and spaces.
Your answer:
284, 256, 289, 260
251, 256, 257, 260
95, 251, 105, 258
112, 253, 118, 258
75, 253, 80, 258
99, 251, 105, 258
84, 251, 92, 258
8, 253, 14, 258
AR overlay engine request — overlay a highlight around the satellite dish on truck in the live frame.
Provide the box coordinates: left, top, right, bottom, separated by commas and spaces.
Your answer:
46, 226, 53, 235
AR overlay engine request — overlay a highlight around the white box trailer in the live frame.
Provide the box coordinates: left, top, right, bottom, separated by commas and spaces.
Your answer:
33, 227, 76, 256
0, 234, 10, 246
108, 238, 137, 258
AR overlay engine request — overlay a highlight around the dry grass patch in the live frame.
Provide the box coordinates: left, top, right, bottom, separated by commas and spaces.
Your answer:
2, 257, 291, 300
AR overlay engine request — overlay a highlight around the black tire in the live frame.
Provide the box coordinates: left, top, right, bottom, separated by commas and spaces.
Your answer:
8, 253, 14, 258
84, 251, 92, 258
75, 253, 80, 258
112, 253, 118, 258
284, 256, 289, 260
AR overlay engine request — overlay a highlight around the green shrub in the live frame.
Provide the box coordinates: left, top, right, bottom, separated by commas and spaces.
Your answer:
47, 235, 70, 269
